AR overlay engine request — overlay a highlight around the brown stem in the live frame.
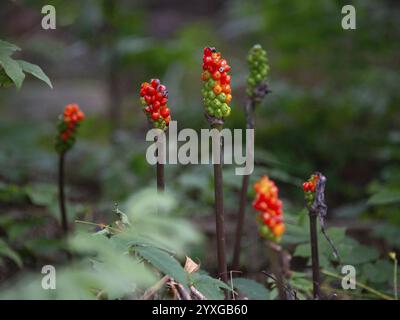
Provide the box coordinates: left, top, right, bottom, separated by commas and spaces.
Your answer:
210, 123, 228, 286
232, 174, 250, 271
231, 98, 253, 271
157, 162, 164, 193
266, 241, 286, 300
213, 161, 228, 284
309, 211, 321, 299
155, 136, 165, 193
58, 153, 68, 234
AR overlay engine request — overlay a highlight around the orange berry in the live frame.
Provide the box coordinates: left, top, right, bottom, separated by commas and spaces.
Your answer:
213, 85, 222, 94
225, 94, 232, 104
222, 85, 231, 94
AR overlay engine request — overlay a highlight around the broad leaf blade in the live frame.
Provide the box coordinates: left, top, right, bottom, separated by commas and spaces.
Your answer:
17, 60, 53, 88
0, 53, 25, 89
133, 245, 188, 288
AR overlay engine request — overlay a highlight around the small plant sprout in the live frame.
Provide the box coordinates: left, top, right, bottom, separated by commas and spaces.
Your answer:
55, 103, 85, 234
140, 79, 171, 192
233, 44, 270, 271
252, 175, 286, 298
202, 46, 232, 284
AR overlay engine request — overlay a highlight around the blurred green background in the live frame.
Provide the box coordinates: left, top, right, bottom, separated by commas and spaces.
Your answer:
0, 0, 399, 299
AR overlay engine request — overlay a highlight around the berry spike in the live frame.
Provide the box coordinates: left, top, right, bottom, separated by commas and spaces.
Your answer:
246, 44, 269, 99
252, 176, 285, 242
202, 47, 232, 121
140, 79, 171, 130
55, 103, 85, 154
302, 173, 320, 207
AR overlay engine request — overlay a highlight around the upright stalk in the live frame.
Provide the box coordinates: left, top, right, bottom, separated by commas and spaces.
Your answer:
156, 162, 165, 193
266, 241, 286, 299
309, 210, 320, 299
213, 124, 228, 284
232, 98, 254, 271
58, 152, 68, 234
155, 136, 165, 193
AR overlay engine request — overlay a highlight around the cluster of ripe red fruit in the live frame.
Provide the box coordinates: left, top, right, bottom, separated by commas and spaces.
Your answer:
60, 104, 84, 142
140, 79, 171, 130
303, 174, 319, 206
302, 174, 319, 193
201, 47, 232, 119
252, 176, 285, 240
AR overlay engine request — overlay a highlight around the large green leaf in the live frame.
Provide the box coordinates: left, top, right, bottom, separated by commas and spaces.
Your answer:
133, 245, 188, 288
0, 53, 25, 89
17, 60, 53, 88
233, 278, 270, 300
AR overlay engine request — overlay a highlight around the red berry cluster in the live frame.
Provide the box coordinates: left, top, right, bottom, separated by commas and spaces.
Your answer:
140, 79, 171, 130
55, 103, 84, 153
252, 176, 285, 241
201, 47, 232, 119
303, 174, 319, 206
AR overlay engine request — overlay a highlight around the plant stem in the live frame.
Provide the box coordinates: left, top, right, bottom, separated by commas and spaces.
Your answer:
155, 136, 165, 193
212, 124, 228, 285
309, 210, 321, 299
394, 256, 398, 300
232, 99, 254, 271
157, 162, 164, 193
266, 240, 286, 299
58, 152, 68, 235
232, 175, 249, 270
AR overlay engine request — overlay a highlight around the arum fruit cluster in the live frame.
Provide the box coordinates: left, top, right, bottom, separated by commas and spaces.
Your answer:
140, 79, 171, 130
303, 174, 319, 207
246, 44, 269, 98
55, 103, 85, 154
253, 176, 285, 241
201, 47, 232, 120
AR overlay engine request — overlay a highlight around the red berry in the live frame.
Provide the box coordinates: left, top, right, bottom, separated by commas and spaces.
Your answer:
153, 101, 161, 111
160, 107, 170, 118
151, 112, 160, 121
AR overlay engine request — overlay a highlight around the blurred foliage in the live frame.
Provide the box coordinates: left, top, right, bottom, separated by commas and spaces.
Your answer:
0, 0, 399, 299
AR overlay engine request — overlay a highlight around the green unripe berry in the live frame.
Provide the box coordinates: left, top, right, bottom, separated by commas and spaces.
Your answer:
218, 93, 226, 102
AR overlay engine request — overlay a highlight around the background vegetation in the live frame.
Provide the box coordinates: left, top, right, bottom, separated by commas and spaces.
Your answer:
0, 0, 399, 299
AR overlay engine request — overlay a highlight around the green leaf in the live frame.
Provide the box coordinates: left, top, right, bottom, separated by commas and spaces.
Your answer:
0, 239, 23, 268
0, 40, 20, 54
17, 60, 53, 88
190, 273, 231, 300
368, 189, 400, 205
0, 53, 25, 89
133, 245, 188, 288
233, 278, 270, 300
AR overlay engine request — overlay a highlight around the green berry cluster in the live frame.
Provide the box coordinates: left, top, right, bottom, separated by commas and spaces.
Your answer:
246, 44, 269, 97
